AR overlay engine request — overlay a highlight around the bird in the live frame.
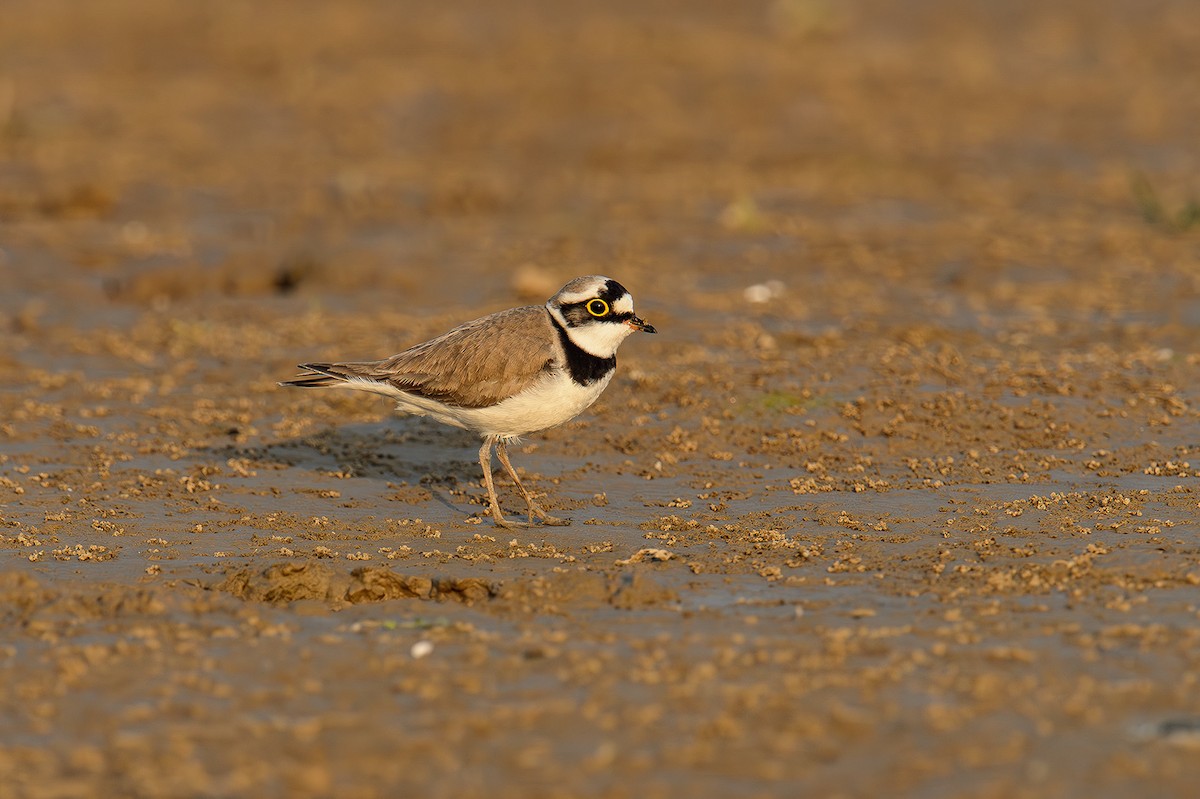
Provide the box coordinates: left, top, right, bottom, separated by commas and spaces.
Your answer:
280, 275, 656, 528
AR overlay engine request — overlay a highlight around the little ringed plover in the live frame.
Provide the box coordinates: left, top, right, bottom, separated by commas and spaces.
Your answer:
280, 275, 656, 528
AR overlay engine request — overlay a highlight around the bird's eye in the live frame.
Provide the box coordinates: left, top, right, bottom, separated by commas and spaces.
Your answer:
586, 299, 610, 317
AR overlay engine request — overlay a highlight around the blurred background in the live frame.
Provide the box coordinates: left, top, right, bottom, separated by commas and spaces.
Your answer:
4, 4, 1200, 795
2, 0, 1197, 339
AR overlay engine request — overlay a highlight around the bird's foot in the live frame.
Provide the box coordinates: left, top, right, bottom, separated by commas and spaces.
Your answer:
491, 512, 530, 530
523, 499, 572, 527
485, 503, 570, 528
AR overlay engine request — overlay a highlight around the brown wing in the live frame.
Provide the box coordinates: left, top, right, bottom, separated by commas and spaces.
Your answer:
300, 305, 560, 409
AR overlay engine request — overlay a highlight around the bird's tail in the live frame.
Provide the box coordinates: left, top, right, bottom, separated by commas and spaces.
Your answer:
278, 363, 353, 389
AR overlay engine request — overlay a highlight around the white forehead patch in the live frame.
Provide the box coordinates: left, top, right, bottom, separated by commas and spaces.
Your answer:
611, 293, 634, 315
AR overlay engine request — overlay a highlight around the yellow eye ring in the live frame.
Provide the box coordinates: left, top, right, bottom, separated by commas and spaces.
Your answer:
586, 298, 610, 317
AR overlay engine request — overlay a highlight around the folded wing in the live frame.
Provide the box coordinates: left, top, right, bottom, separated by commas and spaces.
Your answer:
280, 305, 560, 409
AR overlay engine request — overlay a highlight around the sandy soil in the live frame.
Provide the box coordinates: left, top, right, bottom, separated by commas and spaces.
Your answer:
3, 0, 1200, 796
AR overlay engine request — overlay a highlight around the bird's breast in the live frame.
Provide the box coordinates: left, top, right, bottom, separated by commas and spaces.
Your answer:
456, 369, 614, 439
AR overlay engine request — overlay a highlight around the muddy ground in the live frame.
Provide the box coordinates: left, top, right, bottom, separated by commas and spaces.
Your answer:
3, 1, 1200, 796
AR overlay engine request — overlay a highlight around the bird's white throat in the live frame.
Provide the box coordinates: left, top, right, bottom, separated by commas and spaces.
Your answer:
548, 306, 633, 358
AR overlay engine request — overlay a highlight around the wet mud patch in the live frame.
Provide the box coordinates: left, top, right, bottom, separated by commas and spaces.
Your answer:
213, 558, 686, 614
496, 565, 680, 613
214, 561, 495, 605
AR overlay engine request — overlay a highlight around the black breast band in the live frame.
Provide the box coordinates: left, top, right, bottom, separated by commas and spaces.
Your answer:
550, 318, 616, 385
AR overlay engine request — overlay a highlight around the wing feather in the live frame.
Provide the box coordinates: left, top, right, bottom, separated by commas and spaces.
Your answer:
295, 305, 560, 409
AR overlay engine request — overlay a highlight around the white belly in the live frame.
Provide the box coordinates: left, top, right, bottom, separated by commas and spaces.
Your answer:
391, 370, 613, 440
